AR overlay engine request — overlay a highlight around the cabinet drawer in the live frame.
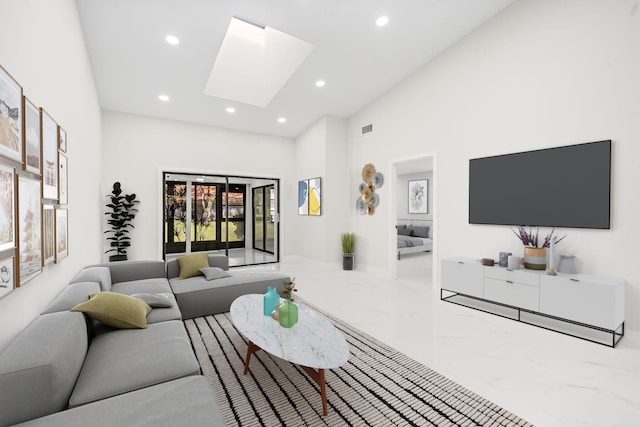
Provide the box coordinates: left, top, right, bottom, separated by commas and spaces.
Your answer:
540, 275, 624, 330
441, 259, 483, 298
483, 267, 540, 287
484, 278, 539, 311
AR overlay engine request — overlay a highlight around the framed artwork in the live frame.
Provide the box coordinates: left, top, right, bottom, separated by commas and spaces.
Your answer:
0, 164, 15, 251
41, 108, 58, 201
298, 180, 308, 215
58, 152, 68, 205
23, 97, 41, 175
55, 207, 68, 263
0, 255, 15, 299
58, 126, 67, 153
17, 175, 42, 285
42, 204, 55, 265
408, 179, 428, 214
0, 65, 23, 163
308, 177, 321, 216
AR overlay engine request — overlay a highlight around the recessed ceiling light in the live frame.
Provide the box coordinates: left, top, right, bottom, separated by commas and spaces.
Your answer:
158, 94, 170, 102
376, 16, 389, 27
315, 80, 326, 88
277, 117, 287, 124
226, 107, 236, 113
166, 35, 180, 45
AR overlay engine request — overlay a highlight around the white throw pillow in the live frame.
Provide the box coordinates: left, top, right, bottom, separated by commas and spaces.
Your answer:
199, 267, 232, 281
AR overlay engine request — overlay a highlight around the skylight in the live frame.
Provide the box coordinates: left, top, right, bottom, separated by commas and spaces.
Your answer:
204, 17, 315, 108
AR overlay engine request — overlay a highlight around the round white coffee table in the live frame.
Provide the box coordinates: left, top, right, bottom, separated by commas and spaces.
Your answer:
230, 294, 349, 416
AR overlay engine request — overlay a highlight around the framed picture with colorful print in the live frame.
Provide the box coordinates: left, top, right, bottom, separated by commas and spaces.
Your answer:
23, 96, 41, 175
17, 175, 42, 285
55, 207, 68, 263
0, 255, 15, 299
0, 164, 15, 252
42, 204, 55, 266
40, 108, 58, 201
58, 152, 68, 205
0, 64, 23, 163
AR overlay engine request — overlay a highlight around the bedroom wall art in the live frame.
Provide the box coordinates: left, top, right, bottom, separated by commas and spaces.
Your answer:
298, 177, 322, 216
0, 61, 70, 293
357, 163, 383, 215
408, 179, 428, 214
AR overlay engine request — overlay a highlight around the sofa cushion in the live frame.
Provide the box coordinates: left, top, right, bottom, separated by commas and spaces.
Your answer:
177, 253, 208, 279
86, 260, 166, 284
130, 292, 173, 308
0, 311, 88, 426
166, 253, 229, 279
199, 267, 232, 281
71, 292, 152, 329
14, 377, 225, 427
110, 277, 172, 295
69, 320, 200, 408
70, 266, 112, 292
42, 282, 101, 314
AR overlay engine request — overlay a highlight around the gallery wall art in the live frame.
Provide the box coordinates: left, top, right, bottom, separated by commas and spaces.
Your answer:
357, 163, 383, 215
0, 61, 70, 292
17, 175, 42, 285
0, 65, 23, 163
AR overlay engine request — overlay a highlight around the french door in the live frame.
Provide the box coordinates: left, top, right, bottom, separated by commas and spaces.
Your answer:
252, 185, 275, 254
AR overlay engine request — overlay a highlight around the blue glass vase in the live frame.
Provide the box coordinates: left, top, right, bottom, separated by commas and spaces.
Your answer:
263, 286, 279, 316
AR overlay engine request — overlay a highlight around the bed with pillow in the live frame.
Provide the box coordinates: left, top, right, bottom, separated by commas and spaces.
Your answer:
397, 223, 433, 259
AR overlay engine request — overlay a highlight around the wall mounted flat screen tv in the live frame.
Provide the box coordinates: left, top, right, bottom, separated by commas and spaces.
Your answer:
469, 140, 611, 229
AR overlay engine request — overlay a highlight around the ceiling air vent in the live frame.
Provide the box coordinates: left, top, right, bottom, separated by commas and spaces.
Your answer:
361, 123, 373, 135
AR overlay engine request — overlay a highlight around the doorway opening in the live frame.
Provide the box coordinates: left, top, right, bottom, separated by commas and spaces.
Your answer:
163, 172, 279, 267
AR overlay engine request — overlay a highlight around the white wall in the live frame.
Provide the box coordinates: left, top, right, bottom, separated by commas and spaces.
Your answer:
292, 116, 349, 265
0, 0, 103, 350
347, 0, 640, 330
397, 171, 433, 222
101, 111, 295, 261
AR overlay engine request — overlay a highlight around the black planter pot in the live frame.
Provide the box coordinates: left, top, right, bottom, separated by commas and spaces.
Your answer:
343, 254, 354, 270
109, 255, 128, 262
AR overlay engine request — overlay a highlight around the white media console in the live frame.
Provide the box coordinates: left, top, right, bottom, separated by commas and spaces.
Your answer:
441, 256, 625, 347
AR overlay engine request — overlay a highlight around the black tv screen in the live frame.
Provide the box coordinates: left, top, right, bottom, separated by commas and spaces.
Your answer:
469, 140, 611, 229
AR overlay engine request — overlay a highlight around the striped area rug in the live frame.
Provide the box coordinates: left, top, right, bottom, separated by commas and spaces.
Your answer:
184, 307, 532, 427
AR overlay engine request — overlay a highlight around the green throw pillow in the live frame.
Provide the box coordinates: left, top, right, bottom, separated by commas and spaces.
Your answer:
177, 252, 209, 279
71, 292, 152, 329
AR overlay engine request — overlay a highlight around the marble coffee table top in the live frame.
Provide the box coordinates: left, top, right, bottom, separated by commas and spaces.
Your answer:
230, 294, 349, 369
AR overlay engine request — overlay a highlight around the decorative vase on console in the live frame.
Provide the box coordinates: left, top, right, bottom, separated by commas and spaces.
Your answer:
278, 277, 298, 328
263, 286, 279, 316
512, 226, 566, 271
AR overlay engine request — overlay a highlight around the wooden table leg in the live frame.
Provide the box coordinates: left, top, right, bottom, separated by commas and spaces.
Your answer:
300, 366, 328, 416
243, 341, 261, 375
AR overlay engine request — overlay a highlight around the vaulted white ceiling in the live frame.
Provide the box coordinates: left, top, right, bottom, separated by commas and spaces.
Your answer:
77, 0, 514, 138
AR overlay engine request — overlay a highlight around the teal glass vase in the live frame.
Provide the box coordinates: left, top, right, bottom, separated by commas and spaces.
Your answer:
263, 286, 279, 316
278, 300, 298, 328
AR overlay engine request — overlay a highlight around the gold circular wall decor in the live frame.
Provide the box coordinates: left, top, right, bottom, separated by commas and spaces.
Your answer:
358, 163, 383, 215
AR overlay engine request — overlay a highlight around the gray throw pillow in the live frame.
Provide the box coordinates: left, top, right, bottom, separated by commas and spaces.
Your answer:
130, 293, 173, 308
398, 227, 412, 236
199, 267, 232, 281
411, 226, 429, 238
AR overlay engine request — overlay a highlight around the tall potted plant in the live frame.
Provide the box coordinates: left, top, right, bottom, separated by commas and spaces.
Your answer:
105, 182, 140, 262
341, 232, 355, 270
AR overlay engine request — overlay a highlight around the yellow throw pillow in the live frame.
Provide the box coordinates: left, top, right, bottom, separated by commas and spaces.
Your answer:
177, 252, 209, 279
71, 292, 152, 329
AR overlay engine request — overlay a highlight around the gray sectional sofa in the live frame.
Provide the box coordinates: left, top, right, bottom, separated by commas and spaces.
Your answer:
0, 254, 289, 427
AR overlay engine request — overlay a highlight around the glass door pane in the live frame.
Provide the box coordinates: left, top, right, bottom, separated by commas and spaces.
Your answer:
191, 183, 218, 252
253, 187, 265, 251
222, 184, 245, 246
164, 182, 187, 254
266, 186, 275, 253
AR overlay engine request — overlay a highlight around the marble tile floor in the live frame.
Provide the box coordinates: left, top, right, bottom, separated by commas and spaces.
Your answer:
252, 253, 640, 427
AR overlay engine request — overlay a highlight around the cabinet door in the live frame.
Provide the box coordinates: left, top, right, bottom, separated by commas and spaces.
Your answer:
539, 276, 622, 330
441, 258, 483, 298
484, 278, 539, 311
